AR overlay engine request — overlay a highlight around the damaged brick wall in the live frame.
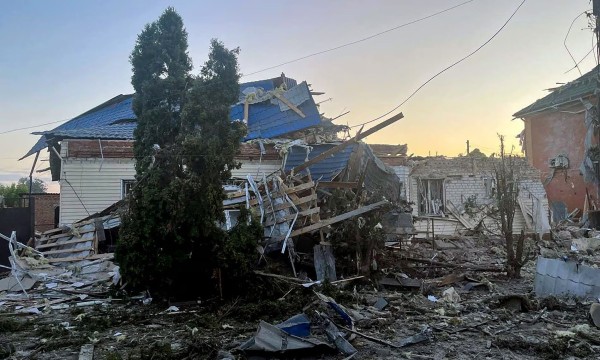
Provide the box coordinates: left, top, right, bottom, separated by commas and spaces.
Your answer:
524, 108, 589, 212
66, 140, 135, 159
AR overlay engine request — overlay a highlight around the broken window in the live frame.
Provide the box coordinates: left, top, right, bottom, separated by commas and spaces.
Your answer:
417, 179, 445, 215
121, 180, 135, 199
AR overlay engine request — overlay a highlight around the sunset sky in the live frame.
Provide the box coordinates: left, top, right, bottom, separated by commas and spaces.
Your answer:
0, 0, 595, 190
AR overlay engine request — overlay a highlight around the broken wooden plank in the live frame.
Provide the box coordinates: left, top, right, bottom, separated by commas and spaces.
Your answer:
263, 207, 321, 227
268, 193, 318, 213
273, 92, 306, 118
47, 253, 114, 263
43, 247, 94, 256
41, 227, 66, 236
445, 200, 476, 230
317, 181, 359, 189
37, 238, 95, 250
289, 112, 403, 175
248, 181, 315, 206
272, 200, 389, 241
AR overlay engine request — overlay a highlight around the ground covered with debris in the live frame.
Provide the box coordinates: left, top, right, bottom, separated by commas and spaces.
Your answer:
2, 235, 600, 360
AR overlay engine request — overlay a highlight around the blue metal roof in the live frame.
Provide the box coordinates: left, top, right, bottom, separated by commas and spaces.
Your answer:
284, 143, 357, 181
34, 122, 136, 140
23, 76, 323, 159
22, 94, 135, 159
231, 83, 322, 140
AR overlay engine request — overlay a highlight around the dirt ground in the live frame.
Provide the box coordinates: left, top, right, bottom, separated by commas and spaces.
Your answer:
2, 235, 600, 360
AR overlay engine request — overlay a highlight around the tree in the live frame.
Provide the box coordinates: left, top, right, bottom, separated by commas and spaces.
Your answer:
493, 135, 527, 278
0, 178, 47, 207
468, 148, 487, 158
116, 8, 249, 299
18, 177, 47, 193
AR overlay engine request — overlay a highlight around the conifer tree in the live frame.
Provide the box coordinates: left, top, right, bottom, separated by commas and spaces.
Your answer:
116, 8, 248, 298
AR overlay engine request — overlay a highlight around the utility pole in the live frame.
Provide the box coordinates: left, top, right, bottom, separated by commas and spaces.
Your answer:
466, 140, 470, 156
595, 1, 600, 203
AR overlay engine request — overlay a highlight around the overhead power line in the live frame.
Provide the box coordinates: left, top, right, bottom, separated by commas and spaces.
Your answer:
0, 0, 478, 136
245, 0, 477, 76
351, 0, 527, 129
564, 10, 591, 77
0, 119, 70, 135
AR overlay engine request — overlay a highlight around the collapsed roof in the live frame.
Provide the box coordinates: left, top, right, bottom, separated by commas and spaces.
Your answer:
513, 65, 600, 118
22, 74, 342, 159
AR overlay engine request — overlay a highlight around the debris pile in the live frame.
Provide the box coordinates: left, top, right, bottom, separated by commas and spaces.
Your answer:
0, 230, 120, 314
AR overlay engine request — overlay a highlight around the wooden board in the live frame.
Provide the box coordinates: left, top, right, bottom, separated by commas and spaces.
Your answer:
47, 253, 114, 263
37, 238, 96, 250
272, 200, 389, 241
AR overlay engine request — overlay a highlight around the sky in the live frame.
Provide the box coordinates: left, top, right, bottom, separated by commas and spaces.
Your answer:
0, 0, 596, 191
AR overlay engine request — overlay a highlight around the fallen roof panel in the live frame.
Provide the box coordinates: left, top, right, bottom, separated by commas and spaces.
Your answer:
284, 143, 357, 181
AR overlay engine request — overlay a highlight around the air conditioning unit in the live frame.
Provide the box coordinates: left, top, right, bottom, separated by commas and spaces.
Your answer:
549, 155, 569, 169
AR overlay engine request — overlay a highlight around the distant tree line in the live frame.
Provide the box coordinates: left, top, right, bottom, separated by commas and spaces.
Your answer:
0, 177, 47, 207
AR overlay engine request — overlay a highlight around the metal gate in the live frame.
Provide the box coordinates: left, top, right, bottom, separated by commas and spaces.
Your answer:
0, 207, 32, 268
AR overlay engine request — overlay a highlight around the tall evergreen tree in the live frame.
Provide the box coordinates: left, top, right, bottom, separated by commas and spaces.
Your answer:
116, 9, 248, 299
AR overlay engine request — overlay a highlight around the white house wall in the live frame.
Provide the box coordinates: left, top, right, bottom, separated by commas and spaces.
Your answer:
58, 141, 283, 225
390, 165, 410, 200
59, 157, 135, 225
409, 173, 549, 237
230, 160, 282, 179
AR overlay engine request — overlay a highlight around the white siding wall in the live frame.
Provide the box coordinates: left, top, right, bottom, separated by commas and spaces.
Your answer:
59, 142, 135, 225
59, 146, 283, 225
390, 165, 410, 200
230, 160, 282, 179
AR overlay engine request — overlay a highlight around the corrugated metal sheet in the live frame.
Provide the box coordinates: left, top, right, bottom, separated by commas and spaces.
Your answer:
535, 256, 600, 299
231, 82, 322, 140
24, 95, 135, 158
284, 144, 357, 181
24, 76, 321, 158
361, 143, 401, 201
38, 123, 136, 140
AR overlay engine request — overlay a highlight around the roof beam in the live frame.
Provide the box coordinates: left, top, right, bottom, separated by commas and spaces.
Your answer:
288, 112, 403, 176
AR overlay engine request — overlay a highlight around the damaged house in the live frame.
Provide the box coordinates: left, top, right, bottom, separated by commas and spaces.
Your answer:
20, 75, 400, 225
514, 65, 600, 222
405, 156, 550, 237
14, 74, 404, 275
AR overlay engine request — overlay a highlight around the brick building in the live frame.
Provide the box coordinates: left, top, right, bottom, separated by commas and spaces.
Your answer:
20, 193, 60, 232
514, 66, 600, 220
407, 156, 549, 236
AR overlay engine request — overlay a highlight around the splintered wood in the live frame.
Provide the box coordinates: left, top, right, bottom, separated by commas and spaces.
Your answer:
36, 215, 118, 264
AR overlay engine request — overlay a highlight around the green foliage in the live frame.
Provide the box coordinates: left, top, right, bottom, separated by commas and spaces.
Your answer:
116, 8, 255, 299
326, 190, 386, 277
130, 6, 192, 173
0, 177, 47, 207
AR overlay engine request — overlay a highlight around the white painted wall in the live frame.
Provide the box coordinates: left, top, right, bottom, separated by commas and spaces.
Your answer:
231, 160, 281, 179
59, 154, 135, 225
59, 143, 283, 225
409, 173, 550, 237
390, 165, 410, 200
